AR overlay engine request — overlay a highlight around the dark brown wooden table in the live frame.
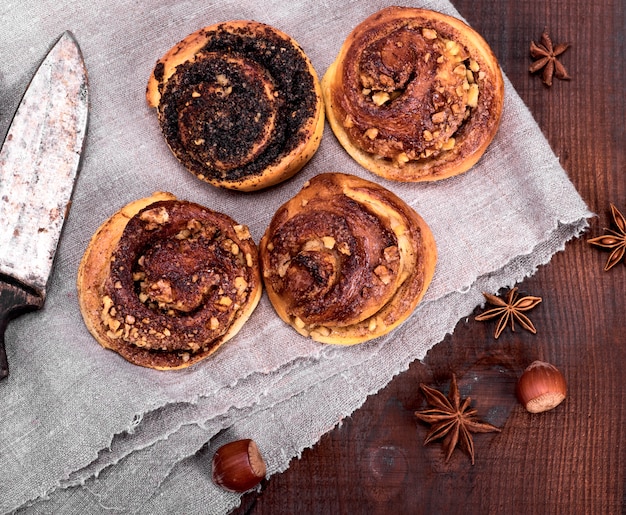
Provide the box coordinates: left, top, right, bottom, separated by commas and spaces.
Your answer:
234, 1, 626, 513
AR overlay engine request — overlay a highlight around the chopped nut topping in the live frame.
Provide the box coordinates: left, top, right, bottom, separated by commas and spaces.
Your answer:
365, 128, 379, 140
140, 207, 169, 228
445, 40, 461, 56
374, 264, 393, 285
372, 91, 391, 106
303, 239, 323, 251
101, 295, 114, 320
422, 28, 437, 40
337, 241, 351, 256
441, 137, 456, 151
234, 276, 248, 293
322, 236, 336, 249
396, 152, 410, 165
175, 228, 191, 240
150, 279, 174, 304
453, 64, 467, 76
311, 326, 331, 338
106, 329, 121, 340
383, 245, 400, 262
467, 83, 479, 108
431, 111, 446, 124
233, 224, 251, 240
277, 257, 290, 278
218, 296, 233, 307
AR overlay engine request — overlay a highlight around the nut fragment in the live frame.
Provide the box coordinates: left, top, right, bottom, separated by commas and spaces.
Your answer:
139, 206, 169, 228
372, 91, 390, 106
441, 137, 456, 151
365, 128, 379, 140
467, 83, 479, 108
422, 28, 437, 40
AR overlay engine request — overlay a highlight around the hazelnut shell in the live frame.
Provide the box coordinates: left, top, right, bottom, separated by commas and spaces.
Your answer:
212, 439, 267, 492
516, 360, 567, 413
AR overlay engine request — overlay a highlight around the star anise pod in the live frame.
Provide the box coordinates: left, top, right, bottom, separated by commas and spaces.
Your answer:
588, 203, 626, 271
529, 29, 571, 86
415, 374, 501, 465
475, 287, 542, 339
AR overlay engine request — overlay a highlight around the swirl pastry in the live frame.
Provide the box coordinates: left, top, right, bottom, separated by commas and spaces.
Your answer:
146, 21, 325, 191
322, 7, 504, 182
77, 192, 262, 370
259, 173, 437, 345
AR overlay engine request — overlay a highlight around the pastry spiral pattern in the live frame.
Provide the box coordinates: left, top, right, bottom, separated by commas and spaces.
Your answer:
259, 173, 437, 345
77, 193, 262, 370
147, 21, 325, 191
322, 6, 504, 182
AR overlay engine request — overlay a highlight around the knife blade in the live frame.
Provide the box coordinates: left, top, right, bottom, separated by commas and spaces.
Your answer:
0, 31, 89, 380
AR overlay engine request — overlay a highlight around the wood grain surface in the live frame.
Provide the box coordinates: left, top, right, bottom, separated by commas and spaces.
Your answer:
233, 0, 626, 513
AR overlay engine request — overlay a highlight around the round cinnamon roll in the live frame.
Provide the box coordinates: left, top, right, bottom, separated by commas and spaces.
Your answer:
77, 192, 262, 370
259, 173, 437, 345
147, 21, 325, 191
322, 7, 504, 182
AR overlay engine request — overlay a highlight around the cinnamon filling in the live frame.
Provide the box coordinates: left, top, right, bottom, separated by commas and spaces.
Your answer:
264, 188, 401, 327
334, 20, 485, 165
101, 200, 257, 355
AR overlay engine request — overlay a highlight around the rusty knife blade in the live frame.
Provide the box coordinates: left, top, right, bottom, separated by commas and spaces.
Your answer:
0, 31, 89, 297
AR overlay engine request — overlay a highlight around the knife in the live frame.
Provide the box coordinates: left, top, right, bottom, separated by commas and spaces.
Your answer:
0, 31, 89, 380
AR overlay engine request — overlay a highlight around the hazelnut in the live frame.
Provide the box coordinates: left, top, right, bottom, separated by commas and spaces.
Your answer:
516, 361, 567, 413
212, 439, 267, 493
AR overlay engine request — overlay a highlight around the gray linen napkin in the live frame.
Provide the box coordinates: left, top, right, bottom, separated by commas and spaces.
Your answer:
0, 0, 591, 513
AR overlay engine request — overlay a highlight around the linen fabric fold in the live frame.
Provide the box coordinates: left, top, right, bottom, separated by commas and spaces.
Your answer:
0, 0, 591, 514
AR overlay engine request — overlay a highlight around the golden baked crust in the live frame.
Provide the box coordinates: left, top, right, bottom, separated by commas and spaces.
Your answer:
259, 173, 437, 345
77, 192, 262, 370
322, 6, 504, 182
147, 21, 325, 191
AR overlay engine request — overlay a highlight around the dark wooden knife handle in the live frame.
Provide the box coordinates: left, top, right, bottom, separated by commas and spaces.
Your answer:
0, 278, 44, 380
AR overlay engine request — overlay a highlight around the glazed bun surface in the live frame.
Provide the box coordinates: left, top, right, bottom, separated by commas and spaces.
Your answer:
147, 21, 324, 191
259, 173, 437, 345
77, 192, 262, 370
322, 6, 504, 182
